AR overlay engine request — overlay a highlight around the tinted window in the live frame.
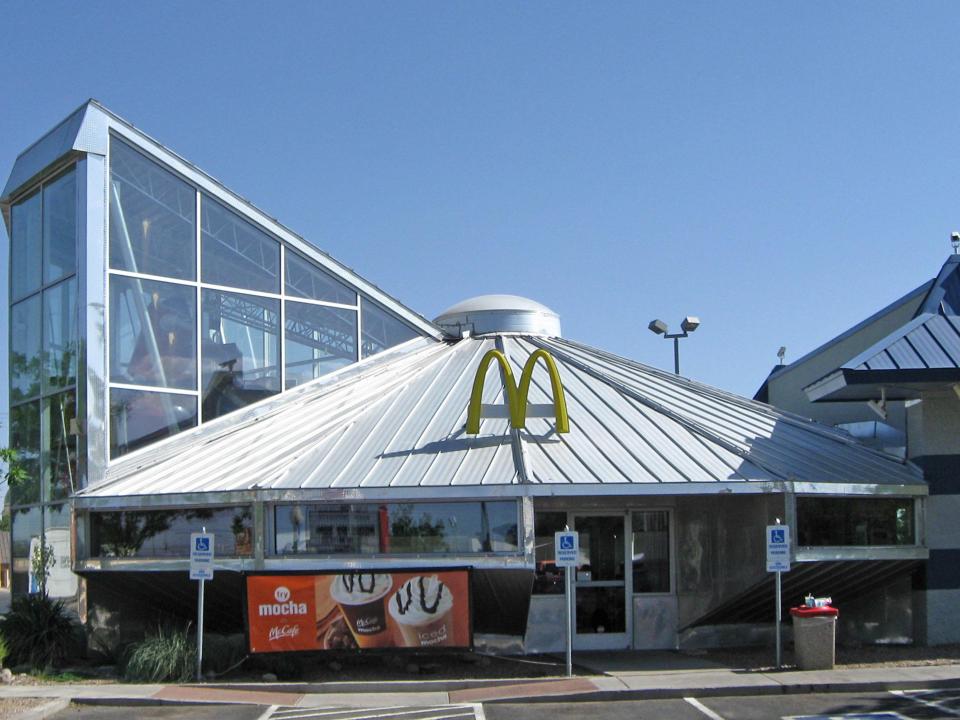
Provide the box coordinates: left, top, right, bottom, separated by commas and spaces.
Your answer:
360, 299, 418, 358
10, 191, 42, 300
9, 402, 41, 506
201, 196, 279, 293
10, 296, 41, 403
109, 139, 196, 280
201, 289, 280, 421
91, 507, 252, 558
42, 278, 78, 392
110, 276, 197, 390
276, 501, 519, 556
284, 301, 356, 389
797, 497, 915, 546
109, 388, 198, 459
285, 252, 356, 304
42, 168, 77, 283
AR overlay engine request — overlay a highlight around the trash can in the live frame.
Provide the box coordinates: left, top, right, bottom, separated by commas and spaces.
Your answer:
790, 605, 838, 670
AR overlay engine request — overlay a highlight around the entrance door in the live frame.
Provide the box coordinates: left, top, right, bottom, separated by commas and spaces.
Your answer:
572, 513, 629, 649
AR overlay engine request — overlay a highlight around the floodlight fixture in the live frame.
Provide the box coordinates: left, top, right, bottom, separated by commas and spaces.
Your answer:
648, 319, 668, 335
648, 314, 701, 375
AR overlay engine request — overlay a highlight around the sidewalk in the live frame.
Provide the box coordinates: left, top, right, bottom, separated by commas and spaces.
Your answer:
4, 652, 960, 709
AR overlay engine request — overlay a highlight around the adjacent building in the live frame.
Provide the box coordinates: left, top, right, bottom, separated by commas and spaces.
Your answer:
757, 252, 960, 645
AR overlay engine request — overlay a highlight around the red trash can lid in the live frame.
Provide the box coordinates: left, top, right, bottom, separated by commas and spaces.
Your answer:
790, 605, 838, 617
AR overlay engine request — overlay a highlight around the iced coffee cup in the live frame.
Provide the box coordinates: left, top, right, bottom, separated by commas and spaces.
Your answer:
388, 575, 455, 647
329, 572, 394, 648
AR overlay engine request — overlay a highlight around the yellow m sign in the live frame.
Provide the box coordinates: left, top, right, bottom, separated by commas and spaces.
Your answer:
466, 349, 570, 435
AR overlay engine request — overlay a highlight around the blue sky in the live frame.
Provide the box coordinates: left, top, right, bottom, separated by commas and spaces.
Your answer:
3, 1, 960, 408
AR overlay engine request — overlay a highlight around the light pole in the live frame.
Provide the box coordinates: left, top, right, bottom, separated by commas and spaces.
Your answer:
648, 316, 700, 375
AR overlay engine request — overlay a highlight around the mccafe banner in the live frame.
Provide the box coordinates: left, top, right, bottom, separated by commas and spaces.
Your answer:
246, 570, 472, 653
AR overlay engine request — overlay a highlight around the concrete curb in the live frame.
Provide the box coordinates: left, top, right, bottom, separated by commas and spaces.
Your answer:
482, 677, 960, 703
18, 698, 70, 720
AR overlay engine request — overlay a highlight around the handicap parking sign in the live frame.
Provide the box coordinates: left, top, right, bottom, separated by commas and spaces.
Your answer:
766, 525, 791, 572
190, 532, 215, 580
555, 531, 579, 568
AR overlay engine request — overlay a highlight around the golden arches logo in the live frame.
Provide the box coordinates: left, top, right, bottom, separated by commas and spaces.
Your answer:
466, 349, 569, 434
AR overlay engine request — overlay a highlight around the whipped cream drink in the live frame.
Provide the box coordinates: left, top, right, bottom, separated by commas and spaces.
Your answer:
388, 575, 455, 647
330, 572, 394, 648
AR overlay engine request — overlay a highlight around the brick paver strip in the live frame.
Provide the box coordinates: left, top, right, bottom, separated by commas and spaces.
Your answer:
153, 686, 304, 706
449, 677, 598, 703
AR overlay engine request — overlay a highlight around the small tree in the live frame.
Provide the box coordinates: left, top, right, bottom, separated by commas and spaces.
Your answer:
31, 540, 56, 597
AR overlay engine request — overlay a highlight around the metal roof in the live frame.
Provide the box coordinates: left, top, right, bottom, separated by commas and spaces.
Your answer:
76, 333, 923, 507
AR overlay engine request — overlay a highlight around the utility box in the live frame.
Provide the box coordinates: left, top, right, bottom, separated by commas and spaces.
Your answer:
790, 605, 839, 670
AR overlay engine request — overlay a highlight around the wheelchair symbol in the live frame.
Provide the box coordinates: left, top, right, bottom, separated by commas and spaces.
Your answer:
195, 537, 210, 552
560, 535, 575, 550
771, 529, 785, 544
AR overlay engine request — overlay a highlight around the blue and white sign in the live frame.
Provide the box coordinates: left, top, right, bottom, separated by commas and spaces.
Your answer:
555, 531, 579, 568
766, 525, 791, 572
190, 532, 215, 580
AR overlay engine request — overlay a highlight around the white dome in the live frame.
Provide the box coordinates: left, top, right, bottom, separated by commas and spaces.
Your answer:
434, 295, 561, 337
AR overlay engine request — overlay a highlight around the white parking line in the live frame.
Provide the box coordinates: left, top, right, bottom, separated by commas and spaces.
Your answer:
264, 704, 483, 720
684, 696, 727, 720
890, 689, 960, 717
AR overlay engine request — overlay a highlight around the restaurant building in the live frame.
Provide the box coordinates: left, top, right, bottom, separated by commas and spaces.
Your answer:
1, 101, 927, 654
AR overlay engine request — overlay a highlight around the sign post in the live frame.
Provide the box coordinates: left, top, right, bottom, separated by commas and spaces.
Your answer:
190, 529, 214, 681
555, 528, 579, 678
766, 521, 791, 670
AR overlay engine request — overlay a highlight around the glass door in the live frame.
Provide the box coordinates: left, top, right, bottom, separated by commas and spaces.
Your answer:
572, 513, 630, 649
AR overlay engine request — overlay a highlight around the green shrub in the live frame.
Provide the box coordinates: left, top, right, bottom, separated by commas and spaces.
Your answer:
124, 626, 195, 683
0, 594, 79, 669
0, 632, 8, 668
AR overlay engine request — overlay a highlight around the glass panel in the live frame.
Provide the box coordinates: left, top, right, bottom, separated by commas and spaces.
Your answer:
360, 299, 419, 358
109, 388, 198, 458
201, 289, 280, 421
797, 497, 915, 546
576, 587, 625, 634
110, 275, 197, 390
631, 510, 670, 593
10, 190, 42, 299
285, 252, 356, 304
533, 511, 567, 594
109, 138, 196, 280
43, 278, 78, 392
10, 296, 41, 402
44, 391, 77, 502
8, 402, 41, 507
91, 507, 252, 558
11, 506, 41, 579
201, 195, 279, 293
44, 504, 76, 599
42, 167, 77, 283
284, 301, 356, 389
575, 515, 624, 582
275, 501, 520, 556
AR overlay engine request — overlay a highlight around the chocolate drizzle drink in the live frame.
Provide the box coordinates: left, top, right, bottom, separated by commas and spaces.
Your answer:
329, 572, 393, 648
388, 575, 455, 647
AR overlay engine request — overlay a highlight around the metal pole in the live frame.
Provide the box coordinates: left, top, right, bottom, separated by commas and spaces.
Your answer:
673, 337, 680, 375
775, 570, 782, 670
196, 526, 206, 682
565, 565, 573, 677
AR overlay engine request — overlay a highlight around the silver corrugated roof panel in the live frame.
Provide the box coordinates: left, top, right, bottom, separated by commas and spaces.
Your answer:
77, 333, 923, 504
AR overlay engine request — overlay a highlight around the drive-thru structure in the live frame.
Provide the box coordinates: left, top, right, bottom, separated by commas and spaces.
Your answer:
1, 101, 928, 653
